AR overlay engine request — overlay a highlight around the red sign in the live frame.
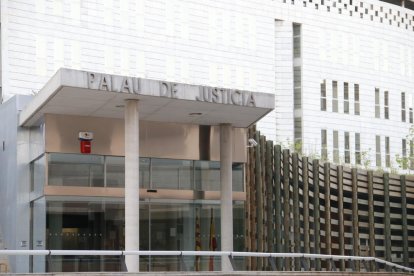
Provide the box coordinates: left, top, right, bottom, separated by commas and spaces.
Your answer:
80, 140, 91, 154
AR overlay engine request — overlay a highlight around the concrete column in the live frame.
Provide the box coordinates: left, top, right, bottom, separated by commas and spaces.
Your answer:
220, 123, 233, 271
124, 100, 140, 272
383, 173, 391, 266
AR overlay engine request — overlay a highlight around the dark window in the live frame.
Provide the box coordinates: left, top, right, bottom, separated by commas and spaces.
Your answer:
333, 130, 339, 163
401, 92, 406, 122
354, 84, 360, 115
321, 129, 328, 160
375, 88, 380, 118
344, 82, 349, 114
321, 80, 327, 111
384, 91, 389, 119
344, 132, 350, 163
355, 133, 361, 165
385, 136, 390, 167
332, 81, 338, 112
376, 135, 381, 167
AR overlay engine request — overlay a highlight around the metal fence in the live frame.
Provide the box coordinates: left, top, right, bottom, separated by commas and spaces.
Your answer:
0, 250, 413, 273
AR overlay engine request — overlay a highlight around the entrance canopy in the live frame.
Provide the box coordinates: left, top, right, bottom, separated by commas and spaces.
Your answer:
19, 68, 275, 127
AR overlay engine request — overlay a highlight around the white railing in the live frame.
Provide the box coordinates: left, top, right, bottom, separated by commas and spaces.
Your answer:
0, 250, 413, 273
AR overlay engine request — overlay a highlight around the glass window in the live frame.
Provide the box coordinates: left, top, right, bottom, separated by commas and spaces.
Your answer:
376, 135, 381, 167
151, 158, 193, 190
105, 157, 150, 188
45, 200, 245, 272
31, 156, 46, 193
232, 163, 244, 192
401, 92, 406, 122
333, 130, 339, 163
293, 23, 301, 58
294, 118, 302, 153
375, 88, 380, 118
45, 201, 140, 271
332, 81, 338, 112
402, 139, 407, 158
344, 132, 350, 163
410, 108, 413, 124
47, 154, 243, 192
402, 139, 407, 169
354, 84, 360, 115
355, 133, 361, 165
105, 156, 124, 188
384, 91, 389, 119
385, 136, 390, 167
294, 67, 301, 109
194, 161, 243, 192
194, 161, 220, 191
344, 82, 349, 114
320, 80, 327, 111
321, 129, 328, 160
48, 154, 104, 187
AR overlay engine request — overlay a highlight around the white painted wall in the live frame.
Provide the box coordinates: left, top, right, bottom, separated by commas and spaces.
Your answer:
1, 0, 414, 168
274, 0, 414, 169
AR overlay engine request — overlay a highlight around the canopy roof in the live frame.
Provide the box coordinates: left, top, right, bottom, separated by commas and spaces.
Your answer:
19, 69, 275, 128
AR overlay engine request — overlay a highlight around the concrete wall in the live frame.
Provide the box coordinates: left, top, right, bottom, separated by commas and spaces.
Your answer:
0, 95, 35, 272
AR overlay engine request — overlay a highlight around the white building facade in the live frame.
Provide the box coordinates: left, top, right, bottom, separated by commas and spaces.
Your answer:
1, 0, 414, 167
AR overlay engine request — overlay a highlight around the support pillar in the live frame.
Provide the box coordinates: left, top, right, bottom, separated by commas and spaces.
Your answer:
283, 149, 291, 271
292, 153, 300, 270
125, 100, 140, 272
401, 175, 409, 267
266, 141, 274, 254
220, 123, 233, 271
337, 166, 345, 271
274, 145, 283, 270
324, 163, 332, 271
367, 171, 376, 271
312, 159, 321, 271
351, 168, 360, 271
302, 157, 310, 270
383, 173, 391, 267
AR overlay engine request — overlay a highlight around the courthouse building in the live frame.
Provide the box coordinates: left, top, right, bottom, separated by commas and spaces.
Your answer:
1, 0, 414, 273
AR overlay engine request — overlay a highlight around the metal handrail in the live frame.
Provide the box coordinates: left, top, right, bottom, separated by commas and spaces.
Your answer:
0, 250, 413, 273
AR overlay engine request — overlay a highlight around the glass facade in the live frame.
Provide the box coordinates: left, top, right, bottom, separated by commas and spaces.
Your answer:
44, 200, 245, 272
46, 154, 243, 192
31, 153, 245, 272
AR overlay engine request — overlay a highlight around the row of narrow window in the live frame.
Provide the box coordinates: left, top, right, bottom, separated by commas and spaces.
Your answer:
320, 80, 360, 115
321, 81, 413, 122
375, 89, 413, 123
375, 135, 413, 169
321, 129, 360, 164
322, 130, 414, 169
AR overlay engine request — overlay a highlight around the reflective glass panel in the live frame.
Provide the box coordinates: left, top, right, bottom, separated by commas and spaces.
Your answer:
151, 159, 193, 189
31, 155, 46, 194
48, 154, 104, 187
194, 161, 220, 191
105, 156, 150, 188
